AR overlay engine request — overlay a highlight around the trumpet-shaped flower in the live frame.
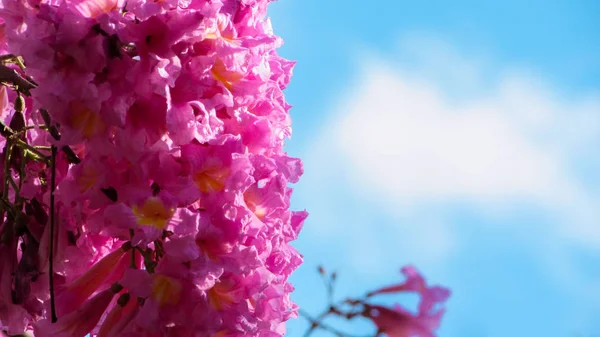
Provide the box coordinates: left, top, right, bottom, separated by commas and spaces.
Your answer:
34, 284, 122, 337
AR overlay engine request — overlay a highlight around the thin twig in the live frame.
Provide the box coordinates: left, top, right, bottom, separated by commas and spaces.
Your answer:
1, 121, 49, 163
302, 306, 333, 337
2, 139, 13, 209
327, 272, 337, 306
0, 198, 16, 217
14, 140, 49, 163
129, 229, 136, 268
48, 145, 57, 323
7, 176, 19, 195
17, 142, 26, 208
299, 308, 376, 337
0, 64, 36, 95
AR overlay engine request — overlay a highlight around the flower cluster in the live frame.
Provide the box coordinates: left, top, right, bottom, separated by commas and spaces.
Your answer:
0, 0, 306, 335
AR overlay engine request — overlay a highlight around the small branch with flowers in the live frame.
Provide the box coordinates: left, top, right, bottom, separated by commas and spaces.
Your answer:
300, 266, 450, 337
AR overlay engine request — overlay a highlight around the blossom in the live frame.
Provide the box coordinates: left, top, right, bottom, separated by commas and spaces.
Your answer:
34, 284, 123, 337
0, 0, 306, 334
53, 243, 130, 317
97, 292, 139, 337
363, 266, 450, 337
363, 304, 437, 337
367, 265, 451, 315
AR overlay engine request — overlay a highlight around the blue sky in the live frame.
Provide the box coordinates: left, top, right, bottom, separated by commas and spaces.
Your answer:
267, 1, 600, 336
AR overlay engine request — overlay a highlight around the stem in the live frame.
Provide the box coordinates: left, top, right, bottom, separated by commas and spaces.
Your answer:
14, 140, 49, 162
1, 122, 48, 163
130, 248, 136, 268
3, 143, 12, 197
48, 145, 57, 323
0, 54, 17, 63
16, 146, 25, 207
129, 229, 136, 268
7, 176, 18, 195
299, 308, 376, 337
0, 198, 16, 217
302, 307, 333, 337
135, 246, 156, 273
22, 125, 49, 131
0, 64, 36, 95
1, 140, 13, 221
32, 146, 52, 151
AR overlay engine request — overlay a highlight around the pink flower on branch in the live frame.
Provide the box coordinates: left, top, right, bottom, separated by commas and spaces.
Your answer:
300, 266, 450, 337
362, 266, 450, 337
367, 266, 451, 315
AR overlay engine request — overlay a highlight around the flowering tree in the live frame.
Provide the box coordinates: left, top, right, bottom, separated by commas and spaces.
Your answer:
0, 0, 449, 336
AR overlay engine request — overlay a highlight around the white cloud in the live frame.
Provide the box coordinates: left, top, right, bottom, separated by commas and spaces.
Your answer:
301, 35, 600, 262
335, 67, 569, 204
313, 38, 600, 244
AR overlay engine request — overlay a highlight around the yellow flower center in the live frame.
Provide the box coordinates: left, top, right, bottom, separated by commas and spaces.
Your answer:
243, 189, 267, 219
69, 101, 106, 139
192, 167, 230, 193
132, 197, 175, 229
211, 59, 244, 91
204, 16, 238, 44
75, 0, 118, 18
76, 165, 99, 193
207, 282, 236, 311
151, 274, 182, 307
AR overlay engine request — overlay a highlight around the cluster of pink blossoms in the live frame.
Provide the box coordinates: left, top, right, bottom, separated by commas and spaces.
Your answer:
0, 0, 307, 336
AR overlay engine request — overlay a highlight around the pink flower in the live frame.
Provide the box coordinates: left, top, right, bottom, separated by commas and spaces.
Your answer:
73, 0, 119, 19
363, 266, 450, 337
363, 304, 436, 337
0, 243, 33, 335
126, 94, 168, 145
368, 266, 451, 315
97, 292, 139, 337
180, 138, 244, 195
53, 243, 130, 316
118, 267, 206, 333
103, 192, 196, 246
34, 284, 122, 337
